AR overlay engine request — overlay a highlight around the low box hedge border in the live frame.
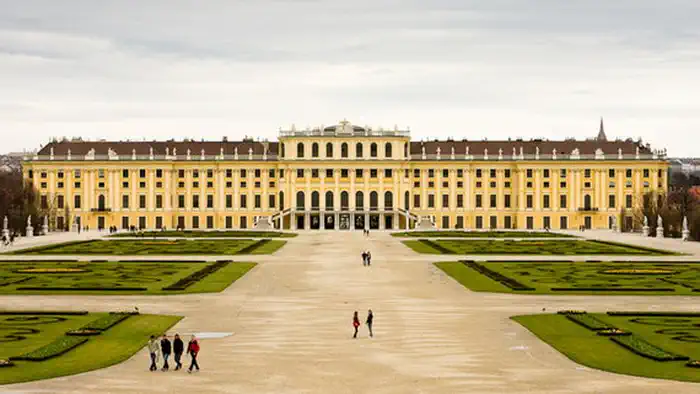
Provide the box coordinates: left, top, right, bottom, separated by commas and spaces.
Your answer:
606, 312, 700, 317
80, 313, 132, 331
564, 313, 616, 331
10, 336, 89, 361
0, 359, 14, 368
9, 240, 95, 255
0, 311, 88, 316
611, 335, 690, 362
236, 239, 270, 255
16, 287, 148, 292
162, 261, 229, 291
462, 261, 535, 291
591, 239, 677, 256
551, 287, 676, 292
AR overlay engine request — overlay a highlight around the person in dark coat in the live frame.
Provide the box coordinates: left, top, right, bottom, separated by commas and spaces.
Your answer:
160, 335, 172, 371
366, 309, 374, 338
361, 251, 367, 266
352, 311, 360, 339
173, 333, 184, 370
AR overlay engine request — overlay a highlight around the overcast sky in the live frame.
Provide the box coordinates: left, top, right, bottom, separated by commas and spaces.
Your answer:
1, 0, 699, 155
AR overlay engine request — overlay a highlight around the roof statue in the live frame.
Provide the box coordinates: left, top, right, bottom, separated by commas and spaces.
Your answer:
498, 148, 503, 160
512, 147, 516, 159
173, 147, 177, 156
66, 149, 71, 160
165, 147, 170, 156
597, 117, 607, 141
465, 146, 470, 159
451, 146, 455, 160
552, 148, 557, 160
131, 149, 136, 160
186, 148, 191, 160
201, 149, 205, 160
636, 146, 640, 159
234, 147, 239, 160
421, 145, 426, 160
595, 148, 604, 159
483, 148, 488, 160
618, 148, 623, 159
149, 147, 154, 159
436, 146, 441, 160
535, 146, 540, 160
657, 215, 663, 228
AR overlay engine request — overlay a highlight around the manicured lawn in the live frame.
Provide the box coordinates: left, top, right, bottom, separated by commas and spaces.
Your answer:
110, 230, 297, 238
11, 239, 286, 255
436, 261, 700, 295
0, 311, 180, 384
0, 260, 256, 295
513, 312, 700, 382
392, 230, 575, 238
405, 239, 674, 255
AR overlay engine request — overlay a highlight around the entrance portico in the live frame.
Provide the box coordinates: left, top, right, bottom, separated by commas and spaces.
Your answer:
282, 209, 411, 230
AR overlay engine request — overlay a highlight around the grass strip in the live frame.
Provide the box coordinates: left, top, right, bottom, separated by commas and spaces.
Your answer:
0, 311, 88, 315
10, 336, 89, 361
162, 261, 229, 291
607, 312, 700, 317
551, 287, 676, 292
16, 287, 148, 292
463, 261, 535, 291
564, 313, 616, 331
611, 335, 690, 362
81, 313, 132, 331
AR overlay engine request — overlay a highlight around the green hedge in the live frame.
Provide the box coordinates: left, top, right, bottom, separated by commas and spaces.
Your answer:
11, 336, 89, 361
564, 313, 616, 331
16, 287, 148, 292
236, 239, 269, 254
607, 312, 700, 317
162, 261, 229, 291
80, 313, 132, 331
611, 335, 689, 362
0, 311, 88, 316
551, 287, 676, 292
463, 261, 534, 291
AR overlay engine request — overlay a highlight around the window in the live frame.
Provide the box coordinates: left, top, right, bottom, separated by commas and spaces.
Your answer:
240, 217, 247, 229
193, 195, 200, 208
356, 143, 363, 158
560, 216, 568, 230
225, 169, 232, 178
122, 195, 130, 209
505, 169, 511, 178
312, 143, 319, 158
609, 169, 615, 178
156, 169, 163, 178
269, 169, 275, 178
443, 169, 449, 178
240, 195, 248, 208
74, 195, 82, 209
57, 195, 64, 209
28, 170, 34, 179
269, 194, 276, 208
355, 169, 363, 178
456, 216, 464, 229
122, 169, 129, 178
457, 194, 464, 208
139, 216, 147, 229
526, 216, 534, 230
254, 169, 260, 178
543, 195, 550, 209
57, 171, 64, 179
370, 169, 377, 178
384, 169, 392, 178
526, 169, 533, 178
560, 182, 567, 188
312, 169, 319, 178
457, 169, 463, 177
490, 194, 497, 208
385, 142, 392, 158
543, 169, 550, 178
476, 194, 483, 208
560, 195, 567, 208
280, 169, 284, 178
192, 216, 199, 229
626, 169, 633, 178
297, 143, 305, 158
504, 216, 512, 229
609, 194, 616, 208
138, 169, 146, 178
154, 195, 163, 209
193, 170, 199, 178
543, 216, 551, 229
413, 194, 420, 208
442, 194, 449, 208
584, 169, 591, 178
504, 194, 511, 208
560, 169, 567, 178
226, 195, 233, 208
240, 182, 246, 188
297, 169, 304, 178
255, 195, 261, 209
178, 195, 185, 208
74, 169, 81, 179
75, 182, 81, 188
178, 169, 185, 178
326, 142, 333, 158
156, 216, 163, 229
490, 169, 496, 178
207, 195, 214, 208
139, 195, 146, 209
341, 143, 348, 158
476, 169, 482, 178
476, 216, 483, 229
241, 169, 247, 178
643, 169, 650, 178
40, 195, 48, 209
370, 143, 378, 158
193, 181, 199, 188
442, 216, 450, 229
341, 169, 349, 178
626, 195, 633, 208
414, 169, 420, 178
326, 169, 334, 178
122, 216, 129, 230
226, 216, 233, 229
428, 194, 435, 208
490, 216, 497, 229
490, 182, 496, 188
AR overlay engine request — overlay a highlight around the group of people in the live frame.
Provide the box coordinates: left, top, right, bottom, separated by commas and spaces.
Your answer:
352, 310, 374, 338
1, 232, 16, 247
148, 334, 200, 373
362, 229, 370, 236
361, 250, 372, 266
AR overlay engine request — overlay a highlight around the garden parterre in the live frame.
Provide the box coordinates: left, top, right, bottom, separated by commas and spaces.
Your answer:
405, 239, 675, 255
0, 260, 256, 295
0, 311, 180, 384
392, 230, 576, 238
436, 261, 700, 295
109, 230, 297, 238
9, 238, 286, 255
513, 311, 700, 382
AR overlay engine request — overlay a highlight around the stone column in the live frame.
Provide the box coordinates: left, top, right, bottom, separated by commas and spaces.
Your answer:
350, 213, 355, 230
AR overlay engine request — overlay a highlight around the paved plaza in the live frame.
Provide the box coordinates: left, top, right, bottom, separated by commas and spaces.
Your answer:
1, 231, 699, 393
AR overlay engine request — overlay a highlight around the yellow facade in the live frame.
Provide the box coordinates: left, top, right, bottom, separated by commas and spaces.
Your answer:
22, 121, 668, 231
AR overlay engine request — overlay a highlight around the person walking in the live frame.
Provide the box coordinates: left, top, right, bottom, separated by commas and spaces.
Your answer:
187, 335, 200, 373
361, 251, 367, 266
366, 251, 372, 266
366, 309, 374, 338
352, 311, 360, 339
160, 334, 171, 371
148, 335, 160, 371
173, 333, 184, 371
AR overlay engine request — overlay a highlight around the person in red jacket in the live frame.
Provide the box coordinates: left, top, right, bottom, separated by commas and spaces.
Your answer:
186, 335, 200, 373
352, 311, 360, 338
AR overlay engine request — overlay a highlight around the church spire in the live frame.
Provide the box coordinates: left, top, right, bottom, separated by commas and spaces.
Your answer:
597, 117, 607, 141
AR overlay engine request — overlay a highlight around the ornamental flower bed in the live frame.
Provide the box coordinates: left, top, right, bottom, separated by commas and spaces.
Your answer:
597, 328, 631, 336
14, 268, 88, 274
686, 360, 700, 368
557, 310, 586, 315
0, 359, 14, 368
66, 329, 101, 336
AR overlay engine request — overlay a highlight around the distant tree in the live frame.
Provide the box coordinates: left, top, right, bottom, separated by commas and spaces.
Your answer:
0, 160, 40, 235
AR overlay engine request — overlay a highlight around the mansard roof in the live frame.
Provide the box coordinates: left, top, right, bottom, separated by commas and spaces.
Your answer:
37, 140, 279, 156
410, 139, 651, 156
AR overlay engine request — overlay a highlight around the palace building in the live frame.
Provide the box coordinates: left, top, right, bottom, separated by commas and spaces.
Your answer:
22, 119, 669, 231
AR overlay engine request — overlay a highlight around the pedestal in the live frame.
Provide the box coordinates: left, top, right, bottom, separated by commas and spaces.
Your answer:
26, 226, 34, 237
71, 222, 79, 233
1, 229, 8, 239
42, 224, 49, 234
656, 226, 664, 238
682, 230, 690, 241
642, 226, 649, 236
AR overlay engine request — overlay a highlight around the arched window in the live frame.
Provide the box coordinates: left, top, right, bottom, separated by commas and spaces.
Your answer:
384, 191, 393, 209
356, 143, 363, 158
370, 143, 378, 158
356, 191, 364, 210
385, 142, 392, 158
341, 143, 348, 158
404, 143, 408, 158
279, 191, 285, 211
326, 142, 333, 158
98, 195, 106, 210
325, 191, 334, 210
584, 194, 592, 210
311, 191, 320, 210
297, 143, 305, 158
312, 143, 319, 158
341, 191, 349, 210
296, 191, 305, 210
370, 191, 378, 210
404, 191, 409, 210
